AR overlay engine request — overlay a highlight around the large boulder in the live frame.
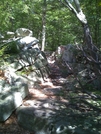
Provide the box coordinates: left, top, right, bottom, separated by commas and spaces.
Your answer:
17, 36, 39, 51
56, 44, 76, 63
0, 76, 29, 122
16, 98, 69, 134
15, 28, 33, 37
0, 91, 22, 122
62, 44, 76, 63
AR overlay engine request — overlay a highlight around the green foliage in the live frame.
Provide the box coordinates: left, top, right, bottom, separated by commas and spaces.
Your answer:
0, 0, 100, 53
3, 41, 19, 55
0, 0, 84, 52
81, 0, 101, 46
0, 2, 101, 133
0, 44, 7, 57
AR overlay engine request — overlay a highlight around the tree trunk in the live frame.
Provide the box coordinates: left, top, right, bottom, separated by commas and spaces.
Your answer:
41, 0, 47, 51
60, 0, 101, 74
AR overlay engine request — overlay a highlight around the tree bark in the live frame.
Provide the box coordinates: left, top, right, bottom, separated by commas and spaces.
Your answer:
41, 0, 47, 51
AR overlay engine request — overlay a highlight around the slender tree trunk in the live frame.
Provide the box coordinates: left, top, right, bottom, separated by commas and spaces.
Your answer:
41, 0, 47, 51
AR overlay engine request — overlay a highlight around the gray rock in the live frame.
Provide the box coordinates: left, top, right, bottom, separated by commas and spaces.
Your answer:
6, 31, 15, 38
17, 36, 39, 50
0, 79, 11, 93
0, 75, 29, 122
10, 48, 45, 68
17, 99, 69, 134
15, 28, 33, 37
0, 92, 22, 122
12, 79, 29, 99
10, 49, 49, 81
42, 87, 62, 95
17, 106, 53, 133
36, 52, 48, 65
56, 44, 83, 63
62, 44, 76, 63
9, 49, 39, 70
9, 61, 25, 71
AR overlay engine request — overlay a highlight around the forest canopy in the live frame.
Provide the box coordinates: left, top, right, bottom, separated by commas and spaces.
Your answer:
0, 0, 101, 51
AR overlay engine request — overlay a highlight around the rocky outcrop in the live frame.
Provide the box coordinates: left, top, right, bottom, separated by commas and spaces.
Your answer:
0, 28, 50, 122
8, 47, 50, 81
0, 46, 49, 122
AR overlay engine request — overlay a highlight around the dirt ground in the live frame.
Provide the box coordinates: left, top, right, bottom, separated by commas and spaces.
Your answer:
0, 63, 65, 134
0, 80, 67, 134
1, 61, 100, 134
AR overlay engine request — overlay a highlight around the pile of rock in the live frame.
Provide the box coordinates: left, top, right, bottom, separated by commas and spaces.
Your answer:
0, 28, 50, 122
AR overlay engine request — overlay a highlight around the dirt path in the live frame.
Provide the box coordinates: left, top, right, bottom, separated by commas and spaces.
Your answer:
0, 61, 101, 134
0, 62, 68, 134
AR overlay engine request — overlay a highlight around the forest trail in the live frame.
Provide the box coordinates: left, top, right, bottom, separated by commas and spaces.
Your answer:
0, 60, 69, 134
0, 58, 101, 134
